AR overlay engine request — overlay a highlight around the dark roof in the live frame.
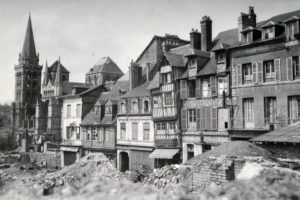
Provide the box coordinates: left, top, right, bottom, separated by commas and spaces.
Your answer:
121, 81, 151, 98
253, 122, 300, 143
147, 72, 160, 90
81, 113, 101, 125
86, 57, 124, 75
62, 82, 91, 95
197, 57, 217, 76
49, 60, 70, 73
22, 15, 36, 60
259, 10, 300, 27
165, 52, 187, 67
98, 80, 130, 104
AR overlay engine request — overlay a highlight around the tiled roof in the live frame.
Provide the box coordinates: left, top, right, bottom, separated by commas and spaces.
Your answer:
253, 122, 300, 143
197, 57, 217, 76
86, 57, 123, 75
62, 82, 91, 95
49, 60, 70, 73
121, 81, 151, 98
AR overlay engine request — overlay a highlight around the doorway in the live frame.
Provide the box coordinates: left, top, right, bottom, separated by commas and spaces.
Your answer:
119, 152, 129, 172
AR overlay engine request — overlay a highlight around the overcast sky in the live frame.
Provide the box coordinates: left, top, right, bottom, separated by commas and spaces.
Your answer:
1, 0, 300, 103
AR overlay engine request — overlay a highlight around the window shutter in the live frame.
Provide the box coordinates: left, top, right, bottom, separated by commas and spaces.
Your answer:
195, 78, 202, 98
252, 62, 257, 83
211, 107, 218, 130
127, 100, 131, 113
206, 107, 212, 130
237, 64, 242, 85
181, 108, 187, 130
196, 109, 201, 130
231, 65, 236, 87
257, 61, 263, 83
180, 80, 187, 99
287, 57, 293, 81
210, 76, 217, 96
200, 108, 205, 130
159, 73, 163, 84
274, 58, 281, 81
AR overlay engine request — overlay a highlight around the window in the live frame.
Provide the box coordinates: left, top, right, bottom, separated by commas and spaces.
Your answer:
76, 127, 80, 139
76, 104, 81, 117
132, 123, 138, 140
106, 105, 112, 114
66, 127, 71, 139
105, 128, 110, 142
169, 122, 176, 134
262, 27, 275, 40
120, 102, 126, 113
92, 127, 97, 140
153, 96, 162, 108
164, 92, 173, 106
188, 109, 196, 129
143, 123, 150, 140
218, 77, 228, 96
98, 127, 104, 141
265, 97, 277, 124
242, 63, 252, 84
188, 80, 196, 98
143, 100, 149, 113
293, 56, 300, 80
156, 122, 166, 134
242, 32, 251, 44
202, 78, 211, 97
243, 98, 254, 128
286, 22, 297, 41
162, 72, 172, 84
264, 60, 275, 82
131, 100, 138, 113
95, 106, 100, 115
288, 96, 300, 123
87, 127, 91, 141
67, 105, 71, 117
120, 123, 126, 140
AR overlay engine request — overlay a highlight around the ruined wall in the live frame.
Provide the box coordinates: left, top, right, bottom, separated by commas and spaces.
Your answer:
28, 152, 61, 169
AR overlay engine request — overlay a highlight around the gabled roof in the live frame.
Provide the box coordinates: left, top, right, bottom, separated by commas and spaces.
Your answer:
262, 10, 300, 26
62, 82, 91, 95
283, 15, 300, 23
211, 42, 230, 51
48, 60, 69, 73
86, 57, 123, 75
260, 21, 277, 29
165, 52, 187, 67
197, 56, 217, 76
147, 71, 160, 90
22, 15, 36, 60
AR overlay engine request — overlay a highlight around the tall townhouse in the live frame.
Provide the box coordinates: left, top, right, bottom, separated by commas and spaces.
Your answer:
229, 7, 300, 140
116, 62, 155, 171
80, 74, 128, 163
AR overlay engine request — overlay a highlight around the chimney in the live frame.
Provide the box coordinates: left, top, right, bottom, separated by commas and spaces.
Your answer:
238, 6, 256, 42
129, 60, 142, 90
201, 16, 212, 52
190, 29, 201, 50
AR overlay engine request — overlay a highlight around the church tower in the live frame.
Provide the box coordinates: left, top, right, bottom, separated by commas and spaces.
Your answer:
14, 14, 42, 129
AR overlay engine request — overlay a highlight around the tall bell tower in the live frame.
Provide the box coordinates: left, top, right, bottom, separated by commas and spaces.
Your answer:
14, 14, 42, 129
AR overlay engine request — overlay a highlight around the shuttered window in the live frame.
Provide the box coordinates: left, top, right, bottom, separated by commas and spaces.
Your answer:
132, 123, 138, 140
274, 58, 281, 81
206, 107, 211, 130
195, 78, 202, 98
210, 76, 217, 96
237, 64, 242, 85
143, 123, 150, 140
180, 80, 187, 99
257, 61, 263, 83
252, 62, 257, 83
211, 108, 218, 130
181, 109, 187, 130
231, 65, 236, 86
196, 109, 201, 130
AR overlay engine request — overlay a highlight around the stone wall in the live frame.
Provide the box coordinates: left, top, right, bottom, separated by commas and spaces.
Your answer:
28, 152, 61, 169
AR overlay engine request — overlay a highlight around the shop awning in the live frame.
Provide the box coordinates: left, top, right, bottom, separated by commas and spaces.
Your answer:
149, 149, 179, 159
60, 146, 79, 152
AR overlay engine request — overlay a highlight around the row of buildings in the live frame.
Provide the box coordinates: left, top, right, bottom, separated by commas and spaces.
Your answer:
12, 7, 300, 170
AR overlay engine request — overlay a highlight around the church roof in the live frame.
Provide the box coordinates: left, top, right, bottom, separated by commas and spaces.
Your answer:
86, 57, 124, 75
48, 60, 69, 73
22, 15, 36, 60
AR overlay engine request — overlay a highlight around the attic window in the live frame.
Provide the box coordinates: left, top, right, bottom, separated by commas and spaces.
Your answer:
90, 68, 93, 72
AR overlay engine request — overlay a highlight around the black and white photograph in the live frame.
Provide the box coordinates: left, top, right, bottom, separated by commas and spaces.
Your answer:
1, 0, 300, 199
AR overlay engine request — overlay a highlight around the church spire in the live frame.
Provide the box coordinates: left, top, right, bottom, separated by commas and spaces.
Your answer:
42, 61, 49, 86
21, 14, 36, 60
55, 58, 62, 85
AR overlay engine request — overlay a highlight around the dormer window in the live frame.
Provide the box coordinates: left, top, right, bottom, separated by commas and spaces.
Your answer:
284, 16, 300, 41
262, 27, 274, 40
143, 100, 149, 113
95, 105, 100, 115
120, 102, 126, 114
131, 100, 138, 113
105, 105, 112, 114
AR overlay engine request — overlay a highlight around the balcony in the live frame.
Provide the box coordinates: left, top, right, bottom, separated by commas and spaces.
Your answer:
155, 134, 181, 148
153, 106, 177, 119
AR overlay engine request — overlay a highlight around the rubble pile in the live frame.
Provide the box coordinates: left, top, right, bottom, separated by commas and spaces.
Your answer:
142, 164, 182, 189
24, 153, 126, 195
0, 170, 15, 187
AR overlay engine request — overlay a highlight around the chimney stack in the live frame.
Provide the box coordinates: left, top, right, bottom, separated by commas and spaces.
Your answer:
129, 60, 142, 90
200, 16, 212, 52
238, 6, 256, 42
190, 29, 201, 50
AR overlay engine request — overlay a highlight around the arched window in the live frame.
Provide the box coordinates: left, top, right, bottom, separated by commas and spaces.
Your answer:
131, 100, 138, 113
120, 102, 126, 113
143, 100, 149, 113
